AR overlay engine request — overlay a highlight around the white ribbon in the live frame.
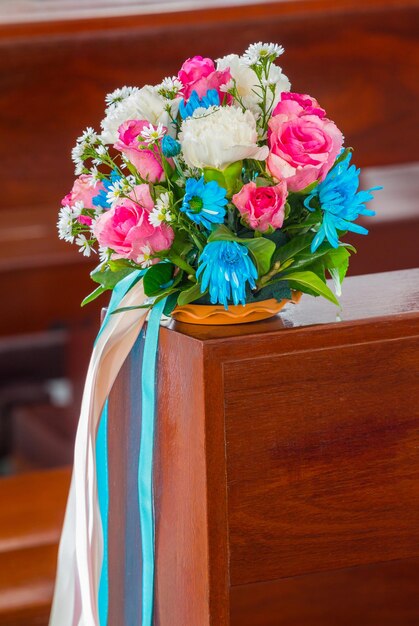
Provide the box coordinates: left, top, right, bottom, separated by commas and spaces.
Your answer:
50, 280, 150, 626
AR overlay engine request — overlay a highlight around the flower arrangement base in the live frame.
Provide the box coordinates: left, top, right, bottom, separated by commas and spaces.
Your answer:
171, 290, 302, 325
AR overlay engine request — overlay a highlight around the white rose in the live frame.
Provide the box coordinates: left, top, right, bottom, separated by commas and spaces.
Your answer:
217, 54, 291, 117
179, 106, 269, 171
100, 86, 180, 144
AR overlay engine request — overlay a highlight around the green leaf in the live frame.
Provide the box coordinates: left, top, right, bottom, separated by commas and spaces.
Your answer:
208, 224, 237, 242
244, 238, 275, 276
177, 282, 204, 306
81, 285, 107, 307
246, 281, 292, 303
281, 270, 339, 306
163, 292, 180, 316
91, 262, 136, 289
272, 233, 313, 264
204, 161, 243, 197
143, 263, 175, 297
323, 246, 350, 296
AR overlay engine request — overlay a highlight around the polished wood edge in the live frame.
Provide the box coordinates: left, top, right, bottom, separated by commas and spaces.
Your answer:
1, 0, 418, 39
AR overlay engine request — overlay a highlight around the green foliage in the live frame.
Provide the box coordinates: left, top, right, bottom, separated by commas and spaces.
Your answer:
91, 260, 136, 289
279, 270, 340, 305
246, 280, 292, 303
143, 263, 175, 297
81, 285, 108, 307
203, 161, 243, 197
177, 282, 204, 306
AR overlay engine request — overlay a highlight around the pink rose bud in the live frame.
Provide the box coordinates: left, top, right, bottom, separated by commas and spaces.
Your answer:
232, 181, 287, 233
178, 55, 232, 100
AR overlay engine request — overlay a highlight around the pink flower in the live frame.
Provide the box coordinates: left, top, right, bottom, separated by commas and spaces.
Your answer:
267, 93, 343, 192
232, 181, 287, 233
278, 93, 326, 118
61, 174, 104, 208
114, 120, 166, 183
178, 55, 231, 100
93, 184, 174, 264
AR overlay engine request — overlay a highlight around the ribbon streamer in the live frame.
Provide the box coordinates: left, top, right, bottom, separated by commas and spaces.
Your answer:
50, 272, 157, 626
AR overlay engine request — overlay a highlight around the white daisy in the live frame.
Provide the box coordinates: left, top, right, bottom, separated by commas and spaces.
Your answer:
72, 200, 84, 217
136, 244, 154, 267
57, 205, 75, 242
157, 76, 183, 99
105, 86, 139, 110
79, 127, 98, 144
75, 234, 95, 257
106, 182, 123, 207
141, 122, 166, 144
243, 42, 285, 66
98, 246, 110, 262
75, 162, 84, 175
149, 191, 173, 226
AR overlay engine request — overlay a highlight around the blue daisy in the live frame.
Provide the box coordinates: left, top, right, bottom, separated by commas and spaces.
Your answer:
304, 152, 381, 253
181, 176, 227, 229
196, 240, 258, 309
179, 89, 220, 119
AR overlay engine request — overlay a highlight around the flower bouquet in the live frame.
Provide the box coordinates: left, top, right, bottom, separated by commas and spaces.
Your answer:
58, 42, 380, 324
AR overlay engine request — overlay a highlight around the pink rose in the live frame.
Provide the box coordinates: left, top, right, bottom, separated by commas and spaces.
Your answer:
61, 174, 105, 226
61, 174, 104, 208
114, 120, 166, 183
178, 55, 231, 100
267, 93, 343, 192
93, 184, 174, 264
232, 181, 287, 233
278, 93, 326, 118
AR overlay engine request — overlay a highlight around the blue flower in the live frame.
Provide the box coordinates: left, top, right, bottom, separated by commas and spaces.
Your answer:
181, 176, 227, 229
304, 152, 381, 252
92, 170, 121, 209
162, 135, 181, 158
196, 240, 258, 309
179, 89, 220, 119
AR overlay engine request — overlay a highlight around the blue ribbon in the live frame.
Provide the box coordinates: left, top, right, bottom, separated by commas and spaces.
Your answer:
96, 269, 144, 626
139, 298, 167, 626
95, 272, 165, 626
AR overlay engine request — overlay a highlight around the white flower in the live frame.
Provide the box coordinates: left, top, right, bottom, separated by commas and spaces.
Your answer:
141, 122, 166, 144
98, 246, 110, 262
75, 234, 95, 257
100, 85, 180, 144
151, 198, 173, 225
79, 127, 98, 143
75, 162, 84, 175
96, 144, 107, 156
179, 105, 269, 170
149, 192, 173, 226
217, 54, 290, 118
136, 244, 154, 267
105, 86, 139, 109
57, 205, 75, 242
243, 42, 284, 66
72, 200, 84, 216
156, 192, 171, 211
89, 165, 101, 184
157, 76, 183, 99
71, 142, 85, 164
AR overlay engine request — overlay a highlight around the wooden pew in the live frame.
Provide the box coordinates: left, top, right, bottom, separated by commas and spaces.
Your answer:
105, 267, 419, 625
0, 468, 70, 626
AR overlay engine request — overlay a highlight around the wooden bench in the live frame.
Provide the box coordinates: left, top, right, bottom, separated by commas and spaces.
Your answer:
0, 468, 70, 626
